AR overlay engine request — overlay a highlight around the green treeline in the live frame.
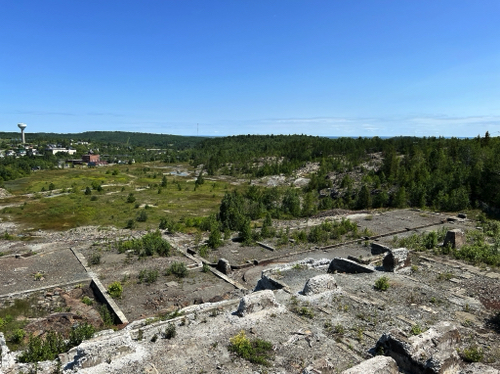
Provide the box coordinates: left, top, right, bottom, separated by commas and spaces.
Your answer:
0, 131, 206, 149
191, 134, 500, 211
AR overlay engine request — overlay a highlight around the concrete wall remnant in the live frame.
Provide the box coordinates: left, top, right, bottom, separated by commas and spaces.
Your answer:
302, 274, 339, 296
382, 248, 411, 272
371, 242, 391, 255
216, 258, 232, 275
443, 229, 465, 249
236, 290, 280, 316
328, 257, 375, 274
375, 321, 461, 374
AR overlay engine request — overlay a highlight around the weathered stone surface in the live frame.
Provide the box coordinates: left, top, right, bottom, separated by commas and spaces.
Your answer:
302, 274, 338, 296
443, 229, 465, 249
371, 242, 391, 255
375, 321, 461, 374
328, 257, 374, 274
236, 290, 280, 316
341, 355, 399, 374
459, 362, 500, 374
383, 248, 411, 272
61, 331, 137, 370
0, 332, 15, 370
216, 258, 232, 275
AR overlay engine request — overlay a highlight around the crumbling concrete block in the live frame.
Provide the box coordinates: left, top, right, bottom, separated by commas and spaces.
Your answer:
328, 257, 374, 274
371, 242, 391, 255
459, 362, 500, 374
341, 355, 399, 374
383, 248, 410, 272
375, 321, 461, 374
216, 258, 232, 275
302, 274, 339, 296
443, 229, 465, 249
236, 290, 280, 316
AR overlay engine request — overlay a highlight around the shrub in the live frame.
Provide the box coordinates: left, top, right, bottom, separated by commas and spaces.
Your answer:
163, 323, 176, 339
228, 331, 273, 366
374, 276, 390, 291
409, 324, 424, 336
68, 322, 95, 347
126, 193, 136, 203
81, 296, 93, 306
166, 262, 188, 278
461, 346, 484, 362
18, 331, 66, 363
107, 281, 123, 298
99, 305, 114, 326
9, 328, 25, 344
202, 262, 210, 273
125, 219, 136, 229
89, 252, 101, 265
136, 210, 148, 222
138, 269, 159, 284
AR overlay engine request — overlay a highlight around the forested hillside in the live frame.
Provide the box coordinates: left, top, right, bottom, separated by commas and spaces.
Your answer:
0, 131, 206, 149
191, 133, 500, 213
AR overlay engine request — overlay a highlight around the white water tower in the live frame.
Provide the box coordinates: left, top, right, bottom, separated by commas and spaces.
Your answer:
18, 123, 27, 143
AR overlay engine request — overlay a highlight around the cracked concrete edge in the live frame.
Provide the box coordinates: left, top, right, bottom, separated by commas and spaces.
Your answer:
88, 272, 129, 325
0, 278, 92, 300
69, 247, 129, 325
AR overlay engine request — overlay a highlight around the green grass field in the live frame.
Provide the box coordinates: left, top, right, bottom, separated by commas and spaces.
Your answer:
1, 163, 235, 231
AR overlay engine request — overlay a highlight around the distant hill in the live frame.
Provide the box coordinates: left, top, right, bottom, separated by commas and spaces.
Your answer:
0, 131, 207, 149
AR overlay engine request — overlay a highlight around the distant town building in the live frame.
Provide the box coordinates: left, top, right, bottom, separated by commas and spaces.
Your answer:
46, 146, 77, 155
82, 154, 100, 163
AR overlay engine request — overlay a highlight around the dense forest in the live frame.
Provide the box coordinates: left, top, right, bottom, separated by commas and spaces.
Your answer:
190, 133, 500, 214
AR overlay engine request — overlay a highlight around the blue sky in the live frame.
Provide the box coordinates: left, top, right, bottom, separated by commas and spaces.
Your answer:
1, 1, 499, 137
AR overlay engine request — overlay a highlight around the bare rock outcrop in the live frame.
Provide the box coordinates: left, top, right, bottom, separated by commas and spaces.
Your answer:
0, 332, 15, 371
375, 321, 461, 374
236, 290, 280, 316
328, 257, 374, 274
61, 330, 140, 371
459, 362, 500, 374
341, 355, 399, 374
382, 248, 410, 272
443, 229, 465, 249
302, 274, 339, 296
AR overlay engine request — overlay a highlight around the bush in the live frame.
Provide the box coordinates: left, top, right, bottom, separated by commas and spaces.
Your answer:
409, 324, 424, 336
126, 193, 136, 203
228, 330, 273, 366
138, 269, 159, 284
163, 323, 176, 339
99, 305, 114, 326
461, 346, 484, 362
107, 281, 123, 298
125, 219, 136, 229
9, 328, 25, 344
136, 210, 148, 222
81, 296, 93, 306
68, 322, 95, 347
374, 276, 390, 291
18, 331, 66, 363
166, 262, 188, 278
89, 252, 101, 265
